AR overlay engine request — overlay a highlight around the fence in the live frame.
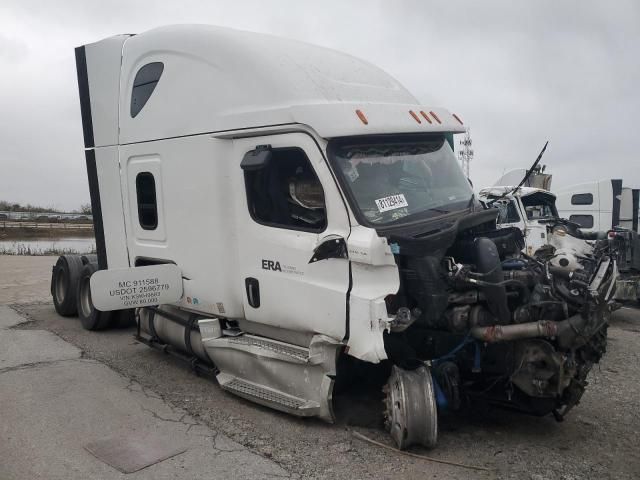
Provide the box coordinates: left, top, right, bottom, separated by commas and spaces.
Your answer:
0, 211, 93, 222
0, 221, 93, 230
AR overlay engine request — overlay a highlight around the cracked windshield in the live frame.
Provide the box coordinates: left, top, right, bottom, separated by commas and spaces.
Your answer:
332, 135, 474, 225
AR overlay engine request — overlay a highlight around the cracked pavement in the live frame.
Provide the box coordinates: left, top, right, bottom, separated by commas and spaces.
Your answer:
0, 304, 291, 479
2, 255, 640, 480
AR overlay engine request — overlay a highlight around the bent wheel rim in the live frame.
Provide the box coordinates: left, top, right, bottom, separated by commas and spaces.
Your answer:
384, 365, 438, 449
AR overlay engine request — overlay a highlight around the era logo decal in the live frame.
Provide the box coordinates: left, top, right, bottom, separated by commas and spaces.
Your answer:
261, 259, 282, 272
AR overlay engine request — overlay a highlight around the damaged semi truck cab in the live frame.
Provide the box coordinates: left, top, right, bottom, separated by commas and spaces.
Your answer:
51, 25, 618, 449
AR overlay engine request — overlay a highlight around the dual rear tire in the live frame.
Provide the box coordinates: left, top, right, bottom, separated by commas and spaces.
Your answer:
51, 255, 83, 316
76, 262, 112, 330
51, 255, 134, 331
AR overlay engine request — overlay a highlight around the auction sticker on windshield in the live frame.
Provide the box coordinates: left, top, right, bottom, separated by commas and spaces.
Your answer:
375, 194, 408, 212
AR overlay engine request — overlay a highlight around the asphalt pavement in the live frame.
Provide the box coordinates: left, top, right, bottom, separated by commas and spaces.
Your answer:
0, 302, 290, 479
1, 255, 639, 480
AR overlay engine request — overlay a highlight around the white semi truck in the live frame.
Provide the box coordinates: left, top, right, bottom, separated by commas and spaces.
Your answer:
555, 179, 639, 233
50, 25, 618, 449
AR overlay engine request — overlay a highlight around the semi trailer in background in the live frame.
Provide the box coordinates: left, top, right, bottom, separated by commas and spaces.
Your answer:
50, 25, 618, 449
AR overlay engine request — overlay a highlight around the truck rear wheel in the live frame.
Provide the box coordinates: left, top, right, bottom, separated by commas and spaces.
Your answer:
111, 309, 136, 329
76, 263, 113, 330
51, 255, 83, 316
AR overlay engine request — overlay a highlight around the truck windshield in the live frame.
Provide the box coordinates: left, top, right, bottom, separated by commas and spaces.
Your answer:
329, 135, 473, 226
521, 192, 558, 220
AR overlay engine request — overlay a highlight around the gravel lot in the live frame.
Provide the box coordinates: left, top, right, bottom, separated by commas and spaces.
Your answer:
4, 256, 640, 479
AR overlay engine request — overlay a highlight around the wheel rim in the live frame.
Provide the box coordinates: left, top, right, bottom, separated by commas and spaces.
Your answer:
55, 268, 67, 304
79, 275, 93, 318
384, 364, 438, 449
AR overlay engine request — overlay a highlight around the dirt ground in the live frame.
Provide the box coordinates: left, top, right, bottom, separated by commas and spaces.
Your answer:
3, 255, 640, 479
0, 224, 94, 239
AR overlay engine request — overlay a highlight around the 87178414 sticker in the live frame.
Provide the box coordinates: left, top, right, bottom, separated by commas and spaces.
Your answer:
374, 193, 408, 213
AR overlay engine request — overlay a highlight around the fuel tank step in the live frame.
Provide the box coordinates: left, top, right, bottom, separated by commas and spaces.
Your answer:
221, 335, 309, 363
217, 373, 320, 415
202, 333, 341, 422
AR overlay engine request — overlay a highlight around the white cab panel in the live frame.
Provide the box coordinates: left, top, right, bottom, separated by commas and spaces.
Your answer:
234, 133, 350, 342
123, 155, 167, 243
118, 134, 243, 318
555, 179, 615, 232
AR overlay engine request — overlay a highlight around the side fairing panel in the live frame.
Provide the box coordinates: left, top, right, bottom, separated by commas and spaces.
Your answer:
94, 146, 129, 269
620, 187, 635, 231
80, 35, 130, 147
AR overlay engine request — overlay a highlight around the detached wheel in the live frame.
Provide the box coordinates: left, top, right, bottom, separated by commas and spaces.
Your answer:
76, 263, 113, 330
383, 365, 438, 449
51, 255, 83, 316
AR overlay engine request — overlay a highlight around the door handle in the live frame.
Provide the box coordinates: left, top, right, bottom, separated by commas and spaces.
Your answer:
245, 277, 260, 308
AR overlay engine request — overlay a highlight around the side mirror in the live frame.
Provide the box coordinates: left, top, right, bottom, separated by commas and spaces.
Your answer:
309, 235, 348, 264
241, 145, 272, 171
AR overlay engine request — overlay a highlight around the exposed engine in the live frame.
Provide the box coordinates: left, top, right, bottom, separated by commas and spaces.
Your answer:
380, 209, 617, 449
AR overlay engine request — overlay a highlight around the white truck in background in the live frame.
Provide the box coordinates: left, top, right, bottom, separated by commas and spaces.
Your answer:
49, 25, 618, 450
480, 169, 640, 303
555, 179, 640, 233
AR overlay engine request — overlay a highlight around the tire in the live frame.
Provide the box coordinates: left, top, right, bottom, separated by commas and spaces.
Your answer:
80, 254, 98, 266
111, 309, 136, 329
76, 263, 113, 330
51, 255, 83, 316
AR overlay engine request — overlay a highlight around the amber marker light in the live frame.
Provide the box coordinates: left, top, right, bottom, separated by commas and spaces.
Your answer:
420, 110, 432, 124
429, 111, 441, 124
452, 113, 464, 125
355, 109, 368, 125
409, 110, 421, 123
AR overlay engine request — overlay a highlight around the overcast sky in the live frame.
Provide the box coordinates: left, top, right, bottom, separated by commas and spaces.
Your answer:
0, 0, 638, 211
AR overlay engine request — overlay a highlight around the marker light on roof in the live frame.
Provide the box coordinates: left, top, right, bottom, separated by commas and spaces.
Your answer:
409, 110, 421, 123
420, 111, 432, 124
355, 109, 368, 125
429, 111, 441, 124
452, 113, 464, 125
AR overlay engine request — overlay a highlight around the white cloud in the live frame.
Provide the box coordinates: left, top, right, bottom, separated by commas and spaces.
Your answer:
0, 0, 638, 209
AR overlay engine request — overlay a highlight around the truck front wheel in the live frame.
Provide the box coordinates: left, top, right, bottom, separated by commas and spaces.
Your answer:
76, 263, 113, 330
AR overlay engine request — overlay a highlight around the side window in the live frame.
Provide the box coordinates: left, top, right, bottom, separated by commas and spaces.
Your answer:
570, 214, 594, 229
130, 62, 164, 118
571, 193, 593, 205
243, 148, 327, 232
496, 200, 520, 224
136, 172, 158, 230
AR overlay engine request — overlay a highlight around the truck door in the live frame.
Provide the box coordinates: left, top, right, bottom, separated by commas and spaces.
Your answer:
234, 133, 351, 343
